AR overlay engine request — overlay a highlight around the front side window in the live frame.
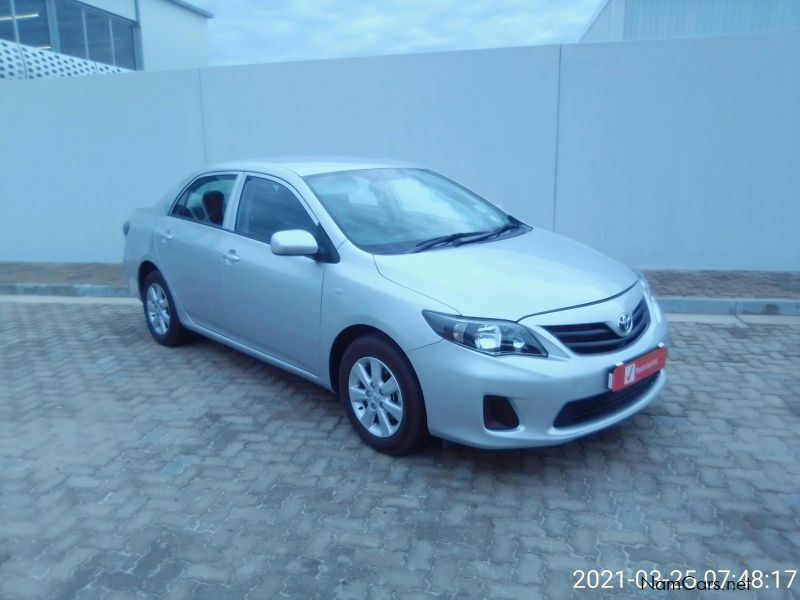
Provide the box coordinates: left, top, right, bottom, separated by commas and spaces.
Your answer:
171, 174, 237, 227
304, 168, 520, 254
235, 177, 316, 244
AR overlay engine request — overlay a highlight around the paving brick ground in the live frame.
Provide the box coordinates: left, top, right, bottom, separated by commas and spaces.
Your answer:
1, 262, 799, 299
644, 270, 800, 299
0, 298, 798, 599
0, 263, 126, 287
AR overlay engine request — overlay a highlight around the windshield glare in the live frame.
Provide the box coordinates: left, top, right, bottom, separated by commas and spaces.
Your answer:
304, 168, 518, 254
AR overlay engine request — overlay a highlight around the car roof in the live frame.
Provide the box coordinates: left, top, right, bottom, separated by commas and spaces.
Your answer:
206, 157, 420, 177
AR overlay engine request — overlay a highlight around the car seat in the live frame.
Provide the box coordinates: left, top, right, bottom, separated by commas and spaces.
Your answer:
202, 190, 225, 225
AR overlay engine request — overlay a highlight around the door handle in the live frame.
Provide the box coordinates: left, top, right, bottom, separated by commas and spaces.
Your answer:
161, 230, 173, 242
221, 249, 240, 263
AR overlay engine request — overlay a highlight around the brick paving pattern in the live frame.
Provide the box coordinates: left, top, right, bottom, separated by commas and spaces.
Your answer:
2, 262, 799, 299
644, 270, 800, 299
0, 263, 126, 287
0, 300, 798, 599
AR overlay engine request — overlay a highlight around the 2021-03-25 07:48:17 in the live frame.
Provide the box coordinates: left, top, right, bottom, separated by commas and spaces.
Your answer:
572, 568, 797, 591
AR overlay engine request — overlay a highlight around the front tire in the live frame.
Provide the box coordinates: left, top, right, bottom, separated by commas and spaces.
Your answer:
142, 271, 187, 347
338, 334, 429, 455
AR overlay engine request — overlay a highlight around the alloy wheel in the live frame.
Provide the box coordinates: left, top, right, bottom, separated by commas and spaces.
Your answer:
348, 356, 404, 437
146, 283, 171, 336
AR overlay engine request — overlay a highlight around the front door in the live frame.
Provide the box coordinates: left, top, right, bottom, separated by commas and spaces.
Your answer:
218, 175, 325, 375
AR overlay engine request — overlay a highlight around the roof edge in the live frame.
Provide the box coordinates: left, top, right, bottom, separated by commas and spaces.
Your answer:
579, 0, 612, 42
204, 156, 422, 176
166, 0, 213, 18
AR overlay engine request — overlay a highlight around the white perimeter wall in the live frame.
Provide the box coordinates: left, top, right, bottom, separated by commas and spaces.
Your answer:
557, 32, 800, 269
0, 30, 797, 270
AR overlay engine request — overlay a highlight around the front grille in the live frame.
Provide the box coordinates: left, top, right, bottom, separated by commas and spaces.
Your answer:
544, 299, 650, 355
553, 373, 659, 428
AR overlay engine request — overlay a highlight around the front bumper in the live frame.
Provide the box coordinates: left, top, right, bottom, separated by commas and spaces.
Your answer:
407, 294, 669, 449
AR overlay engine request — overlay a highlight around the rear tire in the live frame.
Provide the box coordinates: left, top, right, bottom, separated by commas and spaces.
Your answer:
142, 271, 188, 347
338, 334, 430, 455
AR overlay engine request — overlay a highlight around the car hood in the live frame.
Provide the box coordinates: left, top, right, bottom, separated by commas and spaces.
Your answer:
373, 229, 638, 321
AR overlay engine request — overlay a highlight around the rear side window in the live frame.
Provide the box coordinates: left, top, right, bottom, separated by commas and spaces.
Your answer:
235, 177, 316, 243
171, 174, 237, 226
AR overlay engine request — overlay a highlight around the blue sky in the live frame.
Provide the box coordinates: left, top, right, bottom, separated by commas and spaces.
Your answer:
194, 0, 603, 65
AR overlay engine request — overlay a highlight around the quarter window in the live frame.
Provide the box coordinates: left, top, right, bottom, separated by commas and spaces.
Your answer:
235, 177, 316, 244
171, 175, 237, 227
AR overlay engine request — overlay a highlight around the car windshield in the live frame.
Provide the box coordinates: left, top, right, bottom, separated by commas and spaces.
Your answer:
304, 168, 525, 254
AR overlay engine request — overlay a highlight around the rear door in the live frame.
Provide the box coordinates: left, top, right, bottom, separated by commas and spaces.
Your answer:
216, 174, 325, 374
156, 172, 240, 331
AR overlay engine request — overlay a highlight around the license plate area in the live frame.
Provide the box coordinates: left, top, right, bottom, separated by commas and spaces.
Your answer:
608, 346, 668, 392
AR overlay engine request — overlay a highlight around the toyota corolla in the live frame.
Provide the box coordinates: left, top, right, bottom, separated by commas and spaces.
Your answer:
123, 159, 668, 454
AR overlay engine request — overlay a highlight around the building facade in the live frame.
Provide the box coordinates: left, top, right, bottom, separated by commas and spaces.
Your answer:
0, 0, 210, 78
581, 0, 800, 42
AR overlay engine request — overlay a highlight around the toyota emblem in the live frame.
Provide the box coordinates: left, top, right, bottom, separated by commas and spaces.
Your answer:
617, 312, 633, 335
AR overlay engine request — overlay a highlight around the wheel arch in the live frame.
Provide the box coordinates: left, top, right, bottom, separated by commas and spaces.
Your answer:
137, 260, 159, 299
329, 325, 414, 395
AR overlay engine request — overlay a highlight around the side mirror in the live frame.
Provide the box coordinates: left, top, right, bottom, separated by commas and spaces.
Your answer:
270, 230, 319, 256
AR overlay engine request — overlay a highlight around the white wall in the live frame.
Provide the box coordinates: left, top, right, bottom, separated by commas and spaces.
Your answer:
138, 0, 209, 70
0, 31, 797, 269
0, 70, 205, 262
557, 31, 800, 270
200, 47, 560, 229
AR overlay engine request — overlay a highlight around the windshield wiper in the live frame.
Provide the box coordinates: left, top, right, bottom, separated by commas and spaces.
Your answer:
455, 220, 521, 246
410, 230, 491, 253
409, 219, 522, 253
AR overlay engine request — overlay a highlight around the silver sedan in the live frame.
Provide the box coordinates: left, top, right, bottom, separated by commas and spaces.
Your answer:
123, 158, 669, 454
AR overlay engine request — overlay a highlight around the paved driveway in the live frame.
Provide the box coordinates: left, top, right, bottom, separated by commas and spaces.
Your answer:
0, 298, 798, 599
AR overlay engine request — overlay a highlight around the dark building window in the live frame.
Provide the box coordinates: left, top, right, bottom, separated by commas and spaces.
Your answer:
14, 0, 49, 48
0, 0, 15, 43
56, 0, 84, 58
111, 18, 135, 69
55, 0, 138, 69
84, 9, 111, 64
0, 0, 50, 48
0, 0, 138, 69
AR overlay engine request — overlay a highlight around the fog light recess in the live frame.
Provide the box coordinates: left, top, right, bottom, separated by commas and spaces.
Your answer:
483, 395, 520, 431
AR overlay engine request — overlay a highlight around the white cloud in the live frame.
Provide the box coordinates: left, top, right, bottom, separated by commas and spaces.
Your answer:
193, 0, 603, 66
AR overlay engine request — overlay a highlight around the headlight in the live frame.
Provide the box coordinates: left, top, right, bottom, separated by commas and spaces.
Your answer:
422, 311, 547, 357
632, 268, 654, 299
